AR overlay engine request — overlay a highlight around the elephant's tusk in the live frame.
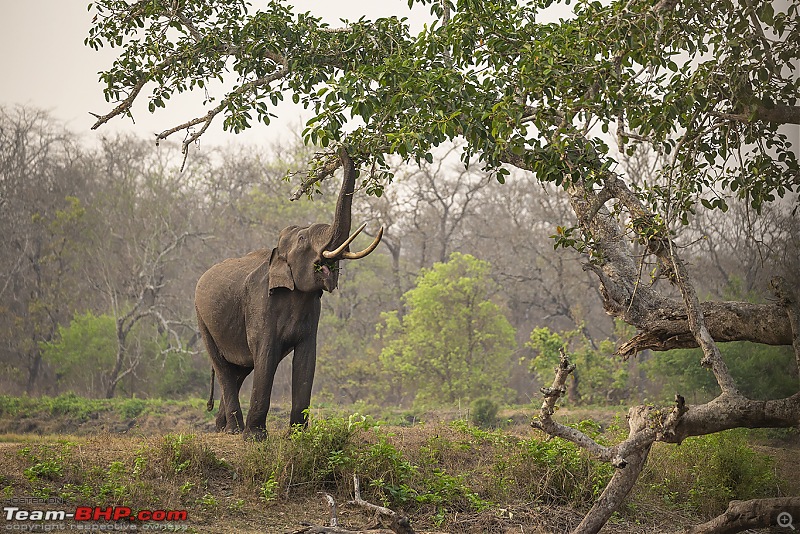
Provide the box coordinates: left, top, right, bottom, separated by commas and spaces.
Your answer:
340, 226, 383, 260
322, 222, 367, 259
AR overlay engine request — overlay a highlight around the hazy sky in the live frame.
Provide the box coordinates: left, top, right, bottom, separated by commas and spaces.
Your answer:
0, 1, 428, 147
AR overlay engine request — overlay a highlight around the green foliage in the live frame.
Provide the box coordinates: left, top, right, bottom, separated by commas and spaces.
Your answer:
18, 442, 73, 500
259, 475, 278, 503
0, 393, 107, 422
526, 327, 629, 404
88, 0, 799, 220
149, 352, 208, 399
469, 398, 499, 428
40, 393, 108, 422
378, 253, 516, 406
515, 432, 615, 504
643, 429, 781, 516
0, 394, 210, 425
287, 413, 363, 484
116, 398, 148, 420
23, 457, 64, 482
316, 252, 396, 405
40, 312, 116, 397
2, 412, 792, 530
643, 342, 797, 402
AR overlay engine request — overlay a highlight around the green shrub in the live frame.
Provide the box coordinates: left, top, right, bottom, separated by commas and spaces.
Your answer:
43, 393, 107, 422
288, 414, 361, 484
117, 398, 148, 419
157, 434, 227, 476
0, 395, 25, 416
642, 429, 781, 516
470, 398, 499, 428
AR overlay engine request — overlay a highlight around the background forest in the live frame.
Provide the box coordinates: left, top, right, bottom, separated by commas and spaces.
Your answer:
1, 104, 798, 410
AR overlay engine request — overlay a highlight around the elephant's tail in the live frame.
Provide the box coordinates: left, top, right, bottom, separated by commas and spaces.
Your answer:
206, 367, 215, 412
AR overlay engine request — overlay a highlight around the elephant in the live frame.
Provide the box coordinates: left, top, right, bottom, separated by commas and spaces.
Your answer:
195, 148, 382, 439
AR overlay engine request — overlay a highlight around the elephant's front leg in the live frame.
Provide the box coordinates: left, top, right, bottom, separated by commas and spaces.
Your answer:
290, 336, 317, 428
244, 349, 279, 441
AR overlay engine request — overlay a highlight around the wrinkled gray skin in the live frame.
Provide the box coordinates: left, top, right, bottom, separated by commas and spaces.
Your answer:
195, 149, 367, 440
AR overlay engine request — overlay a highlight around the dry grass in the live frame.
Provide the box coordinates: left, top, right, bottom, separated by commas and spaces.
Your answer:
0, 401, 795, 533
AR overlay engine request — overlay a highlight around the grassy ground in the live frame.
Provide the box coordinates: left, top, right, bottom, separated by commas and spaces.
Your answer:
0, 395, 796, 533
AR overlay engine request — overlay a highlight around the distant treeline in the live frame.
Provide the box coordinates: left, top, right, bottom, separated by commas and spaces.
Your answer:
1, 105, 797, 406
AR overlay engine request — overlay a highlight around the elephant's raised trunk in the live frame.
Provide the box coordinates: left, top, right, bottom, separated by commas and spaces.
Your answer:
326, 148, 356, 252
322, 148, 383, 261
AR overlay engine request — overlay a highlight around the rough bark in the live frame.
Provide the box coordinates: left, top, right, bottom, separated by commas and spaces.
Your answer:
573, 437, 651, 534
668, 391, 800, 443
685, 497, 800, 534
500, 151, 794, 357
772, 275, 800, 383
569, 176, 792, 357
523, 165, 800, 534
616, 300, 794, 357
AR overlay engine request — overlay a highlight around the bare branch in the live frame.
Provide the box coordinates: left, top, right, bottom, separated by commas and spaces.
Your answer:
349, 476, 415, 534
90, 76, 149, 130
771, 276, 800, 383
321, 492, 338, 528
156, 59, 289, 158
667, 240, 739, 393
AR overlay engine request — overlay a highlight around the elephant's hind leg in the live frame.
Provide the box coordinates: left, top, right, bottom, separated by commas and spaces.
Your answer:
198, 313, 248, 433
212, 362, 251, 434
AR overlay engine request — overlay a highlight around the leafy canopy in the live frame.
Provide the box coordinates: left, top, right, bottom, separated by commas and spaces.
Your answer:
88, 0, 799, 217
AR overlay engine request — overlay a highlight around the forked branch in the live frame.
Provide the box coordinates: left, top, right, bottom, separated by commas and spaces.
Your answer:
350, 476, 415, 534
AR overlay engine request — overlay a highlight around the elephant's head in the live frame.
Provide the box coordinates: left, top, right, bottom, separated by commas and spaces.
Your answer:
268, 149, 383, 294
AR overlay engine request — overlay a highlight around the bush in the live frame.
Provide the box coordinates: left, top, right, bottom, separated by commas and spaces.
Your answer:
470, 398, 499, 428
117, 398, 148, 420
641, 428, 781, 516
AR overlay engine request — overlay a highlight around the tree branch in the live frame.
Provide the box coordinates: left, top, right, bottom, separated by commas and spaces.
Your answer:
349, 475, 415, 534
667, 240, 739, 393
771, 276, 800, 384
289, 151, 343, 201
616, 299, 794, 357
155, 58, 289, 158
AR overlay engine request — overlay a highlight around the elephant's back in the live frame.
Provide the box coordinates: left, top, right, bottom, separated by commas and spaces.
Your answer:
194, 250, 269, 323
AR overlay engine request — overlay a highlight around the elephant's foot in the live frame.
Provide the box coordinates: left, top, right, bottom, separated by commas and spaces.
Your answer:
214, 418, 227, 432
242, 427, 267, 442
220, 416, 244, 434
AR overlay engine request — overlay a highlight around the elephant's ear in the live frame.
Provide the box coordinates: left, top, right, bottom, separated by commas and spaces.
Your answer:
268, 247, 294, 293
